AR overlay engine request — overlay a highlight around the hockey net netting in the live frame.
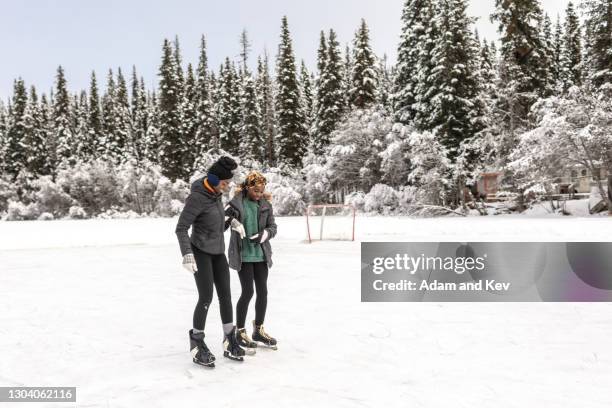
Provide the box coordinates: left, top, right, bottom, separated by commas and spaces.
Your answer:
305, 204, 356, 243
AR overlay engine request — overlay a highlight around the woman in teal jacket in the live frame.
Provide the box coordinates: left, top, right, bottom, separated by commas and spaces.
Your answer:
225, 171, 278, 353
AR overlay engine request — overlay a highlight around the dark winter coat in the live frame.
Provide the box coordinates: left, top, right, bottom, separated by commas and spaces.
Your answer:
226, 190, 277, 271
175, 177, 227, 256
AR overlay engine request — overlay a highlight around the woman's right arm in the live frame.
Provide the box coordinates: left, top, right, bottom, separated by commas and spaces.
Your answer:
175, 194, 200, 256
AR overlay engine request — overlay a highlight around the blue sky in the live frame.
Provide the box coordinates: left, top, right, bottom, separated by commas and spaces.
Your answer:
0, 0, 571, 99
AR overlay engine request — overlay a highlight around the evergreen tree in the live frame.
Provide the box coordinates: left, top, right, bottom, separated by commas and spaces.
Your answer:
101, 69, 116, 159
312, 28, 344, 154
130, 67, 148, 162
39, 94, 55, 175
53, 66, 73, 167
350, 18, 378, 109
145, 90, 161, 164
181, 63, 198, 173
218, 58, 242, 154
5, 79, 28, 178
412, 0, 440, 130
173, 35, 185, 92
158, 38, 185, 181
257, 53, 276, 166
112, 67, 132, 163
208, 71, 221, 149
582, 0, 612, 89
23, 86, 47, 176
194, 35, 214, 155
299, 60, 314, 131
423, 0, 484, 160
71, 90, 90, 161
0, 100, 7, 174
552, 15, 564, 87
479, 39, 498, 101
239, 29, 251, 76
492, 0, 547, 124
342, 44, 353, 110
561, 1, 582, 89
538, 13, 555, 96
240, 71, 263, 161
311, 31, 327, 139
393, 0, 434, 124
87, 71, 102, 158
377, 54, 393, 111
275, 16, 307, 166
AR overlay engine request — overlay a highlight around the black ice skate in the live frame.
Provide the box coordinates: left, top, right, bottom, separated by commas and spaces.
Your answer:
252, 321, 278, 350
189, 329, 216, 368
223, 326, 246, 361
236, 328, 257, 356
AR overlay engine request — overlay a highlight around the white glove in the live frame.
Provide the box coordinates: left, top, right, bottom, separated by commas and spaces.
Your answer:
249, 229, 270, 244
182, 253, 198, 274
230, 218, 246, 239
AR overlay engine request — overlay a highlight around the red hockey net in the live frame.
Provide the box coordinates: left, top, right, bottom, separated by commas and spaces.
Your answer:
305, 204, 356, 243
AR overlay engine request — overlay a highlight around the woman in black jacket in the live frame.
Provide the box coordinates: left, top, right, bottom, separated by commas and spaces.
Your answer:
175, 156, 247, 368
225, 171, 278, 353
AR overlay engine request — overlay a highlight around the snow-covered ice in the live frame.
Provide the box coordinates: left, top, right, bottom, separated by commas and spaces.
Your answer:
1, 215, 612, 407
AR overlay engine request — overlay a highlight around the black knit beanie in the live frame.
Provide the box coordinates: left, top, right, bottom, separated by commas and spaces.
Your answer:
207, 156, 238, 185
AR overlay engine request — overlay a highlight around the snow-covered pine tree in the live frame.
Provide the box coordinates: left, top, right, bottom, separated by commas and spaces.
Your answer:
342, 44, 353, 111
552, 15, 564, 88
480, 39, 498, 100
492, 0, 548, 119
194, 35, 214, 157
106, 67, 132, 164
23, 86, 47, 176
207, 71, 221, 149
311, 28, 344, 154
561, 1, 582, 90
72, 90, 90, 161
393, 0, 434, 125
275, 16, 307, 167
350, 18, 378, 109
412, 0, 440, 131
239, 29, 251, 77
181, 63, 198, 174
86, 71, 102, 159
310, 31, 327, 144
53, 66, 74, 168
421, 0, 484, 161
218, 58, 242, 155
158, 38, 185, 181
173, 35, 185, 94
257, 52, 276, 166
101, 68, 117, 159
39, 94, 55, 175
145, 90, 161, 164
538, 13, 555, 96
240, 71, 263, 162
5, 79, 28, 178
130, 67, 148, 162
582, 0, 612, 89
377, 54, 393, 112
0, 100, 7, 174
299, 60, 314, 132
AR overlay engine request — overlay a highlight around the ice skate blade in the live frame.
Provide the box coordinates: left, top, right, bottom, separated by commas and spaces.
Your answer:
223, 351, 245, 361
193, 358, 216, 368
255, 342, 278, 350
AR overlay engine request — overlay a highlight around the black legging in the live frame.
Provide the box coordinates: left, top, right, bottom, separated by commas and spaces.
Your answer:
236, 262, 269, 329
191, 244, 233, 330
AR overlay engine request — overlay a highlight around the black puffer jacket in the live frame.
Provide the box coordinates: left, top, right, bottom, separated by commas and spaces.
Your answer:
175, 177, 226, 256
